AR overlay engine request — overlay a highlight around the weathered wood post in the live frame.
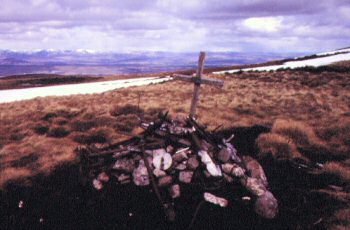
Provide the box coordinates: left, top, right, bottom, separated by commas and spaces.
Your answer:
172, 51, 224, 118
190, 51, 205, 117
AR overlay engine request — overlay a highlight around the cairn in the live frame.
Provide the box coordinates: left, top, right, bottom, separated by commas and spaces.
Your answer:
78, 112, 278, 222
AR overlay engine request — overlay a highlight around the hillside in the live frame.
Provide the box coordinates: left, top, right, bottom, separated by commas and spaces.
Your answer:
0, 50, 298, 77
0, 52, 349, 229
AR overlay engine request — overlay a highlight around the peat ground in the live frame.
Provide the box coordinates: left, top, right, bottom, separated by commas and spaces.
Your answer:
0, 126, 346, 230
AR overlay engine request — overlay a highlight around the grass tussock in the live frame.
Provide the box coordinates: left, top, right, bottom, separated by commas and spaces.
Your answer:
256, 133, 303, 160
0, 67, 349, 229
272, 119, 321, 146
0, 68, 349, 228
0, 167, 32, 188
110, 104, 143, 117
323, 162, 350, 183
47, 126, 70, 138
114, 114, 140, 133
71, 127, 117, 145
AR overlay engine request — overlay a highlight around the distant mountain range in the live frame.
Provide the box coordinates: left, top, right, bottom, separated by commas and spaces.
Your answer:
0, 50, 307, 77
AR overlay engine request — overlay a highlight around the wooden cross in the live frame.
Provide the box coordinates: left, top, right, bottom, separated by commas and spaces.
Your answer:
172, 51, 224, 118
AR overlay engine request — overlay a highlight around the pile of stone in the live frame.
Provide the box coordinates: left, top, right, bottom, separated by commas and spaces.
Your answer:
78, 113, 278, 221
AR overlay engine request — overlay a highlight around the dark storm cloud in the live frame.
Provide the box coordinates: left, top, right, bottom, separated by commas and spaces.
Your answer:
0, 0, 349, 52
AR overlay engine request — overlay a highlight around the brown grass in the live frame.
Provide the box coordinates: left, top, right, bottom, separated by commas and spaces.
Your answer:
323, 162, 350, 183
256, 133, 302, 160
0, 67, 350, 229
272, 119, 321, 146
0, 70, 349, 185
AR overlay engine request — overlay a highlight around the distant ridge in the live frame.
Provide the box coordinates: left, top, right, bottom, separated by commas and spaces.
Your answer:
0, 50, 298, 77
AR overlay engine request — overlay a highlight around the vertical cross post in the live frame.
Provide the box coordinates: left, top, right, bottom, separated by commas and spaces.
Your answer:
172, 51, 224, 118
190, 51, 205, 117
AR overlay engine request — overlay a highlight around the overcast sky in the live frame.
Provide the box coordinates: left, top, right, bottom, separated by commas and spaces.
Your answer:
0, 0, 349, 53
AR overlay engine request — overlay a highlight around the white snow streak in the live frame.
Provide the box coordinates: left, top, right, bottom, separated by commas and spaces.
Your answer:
213, 52, 350, 74
0, 77, 170, 103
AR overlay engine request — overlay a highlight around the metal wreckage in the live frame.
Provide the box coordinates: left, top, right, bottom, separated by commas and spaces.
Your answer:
78, 112, 278, 224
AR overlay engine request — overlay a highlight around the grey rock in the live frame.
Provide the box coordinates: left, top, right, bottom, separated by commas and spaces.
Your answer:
113, 158, 135, 173
172, 150, 188, 162
158, 175, 173, 187
254, 191, 278, 219
179, 171, 193, 183
133, 160, 150, 186
203, 192, 229, 207
175, 162, 187, 171
169, 184, 181, 198
243, 156, 268, 187
92, 179, 103, 190
218, 148, 231, 163
118, 173, 131, 183
187, 156, 199, 170
222, 163, 245, 178
153, 168, 167, 177
97, 172, 110, 182
166, 145, 174, 153
244, 177, 267, 197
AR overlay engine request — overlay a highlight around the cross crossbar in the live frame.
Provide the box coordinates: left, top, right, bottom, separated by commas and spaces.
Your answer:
171, 51, 224, 118
172, 74, 224, 88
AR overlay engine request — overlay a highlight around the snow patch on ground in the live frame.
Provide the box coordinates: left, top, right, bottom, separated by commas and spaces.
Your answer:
316, 48, 350, 56
0, 77, 171, 103
213, 52, 350, 74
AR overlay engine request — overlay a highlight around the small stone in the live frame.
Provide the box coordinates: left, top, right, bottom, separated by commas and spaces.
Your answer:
231, 166, 245, 178
218, 148, 231, 163
172, 151, 188, 162
179, 171, 193, 183
113, 158, 135, 173
18, 200, 24, 208
133, 160, 150, 186
242, 196, 251, 205
178, 139, 192, 147
153, 152, 172, 170
254, 191, 278, 219
187, 156, 199, 170
203, 192, 228, 207
153, 148, 167, 155
222, 163, 233, 174
169, 184, 181, 199
175, 162, 187, 171
158, 175, 173, 187
166, 145, 174, 153
118, 174, 131, 183
92, 179, 103, 190
198, 150, 222, 177
245, 177, 267, 197
153, 168, 167, 177
97, 172, 109, 182
243, 156, 268, 187
222, 163, 245, 178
